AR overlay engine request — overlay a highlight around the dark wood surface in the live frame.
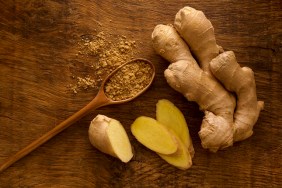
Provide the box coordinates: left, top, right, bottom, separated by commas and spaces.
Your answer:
0, 0, 281, 187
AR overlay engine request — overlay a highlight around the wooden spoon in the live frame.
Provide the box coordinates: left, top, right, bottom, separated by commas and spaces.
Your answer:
0, 58, 155, 173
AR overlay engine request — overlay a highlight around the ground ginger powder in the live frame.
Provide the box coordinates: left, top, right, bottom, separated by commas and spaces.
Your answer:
104, 60, 153, 101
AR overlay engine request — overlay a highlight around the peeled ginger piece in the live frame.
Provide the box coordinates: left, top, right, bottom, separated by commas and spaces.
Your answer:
89, 114, 133, 163
131, 115, 192, 170
158, 135, 192, 170
156, 99, 194, 157
131, 116, 178, 155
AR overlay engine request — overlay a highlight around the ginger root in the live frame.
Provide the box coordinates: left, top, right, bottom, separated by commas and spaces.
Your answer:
152, 24, 235, 152
152, 6, 264, 152
210, 51, 264, 141
88, 114, 133, 163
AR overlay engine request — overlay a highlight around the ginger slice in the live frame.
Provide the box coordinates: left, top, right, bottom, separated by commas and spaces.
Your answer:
131, 116, 178, 155
158, 133, 192, 170
131, 115, 192, 170
89, 114, 133, 163
156, 99, 194, 157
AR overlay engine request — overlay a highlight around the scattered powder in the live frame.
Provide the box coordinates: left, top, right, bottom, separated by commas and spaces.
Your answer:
69, 31, 138, 94
70, 76, 96, 94
104, 60, 154, 101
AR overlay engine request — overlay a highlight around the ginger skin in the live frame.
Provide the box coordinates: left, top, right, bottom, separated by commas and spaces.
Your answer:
210, 51, 264, 141
152, 6, 264, 152
174, 6, 220, 73
152, 25, 235, 152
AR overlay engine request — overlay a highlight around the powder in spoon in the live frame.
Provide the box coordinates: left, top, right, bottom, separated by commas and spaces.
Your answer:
104, 60, 154, 101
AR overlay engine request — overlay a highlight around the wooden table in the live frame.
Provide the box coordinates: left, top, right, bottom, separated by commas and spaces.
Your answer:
0, 0, 281, 187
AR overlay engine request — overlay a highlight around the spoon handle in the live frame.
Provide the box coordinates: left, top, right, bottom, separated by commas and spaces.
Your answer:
0, 90, 109, 173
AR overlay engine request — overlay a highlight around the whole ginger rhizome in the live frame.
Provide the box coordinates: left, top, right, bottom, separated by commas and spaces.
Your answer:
152, 6, 264, 152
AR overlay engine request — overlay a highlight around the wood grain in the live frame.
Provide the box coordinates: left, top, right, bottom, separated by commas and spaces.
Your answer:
0, 0, 281, 187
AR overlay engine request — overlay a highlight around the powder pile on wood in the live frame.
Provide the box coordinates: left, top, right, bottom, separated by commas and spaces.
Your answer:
104, 60, 153, 101
69, 31, 138, 94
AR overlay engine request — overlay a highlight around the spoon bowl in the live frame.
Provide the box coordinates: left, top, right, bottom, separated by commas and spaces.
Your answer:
0, 58, 155, 173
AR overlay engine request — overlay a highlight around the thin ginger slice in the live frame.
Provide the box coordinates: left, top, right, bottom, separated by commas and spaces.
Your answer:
131, 116, 178, 155
156, 99, 194, 157
158, 133, 192, 170
131, 115, 192, 170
